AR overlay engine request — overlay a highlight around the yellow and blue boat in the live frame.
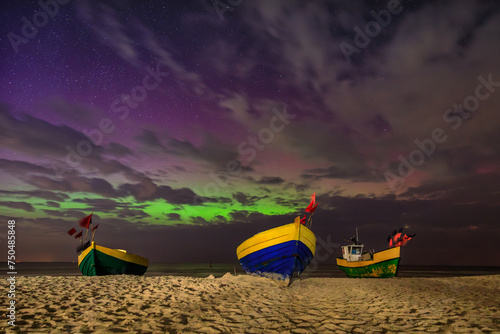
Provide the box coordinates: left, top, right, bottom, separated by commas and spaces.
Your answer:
236, 216, 316, 282
77, 241, 149, 276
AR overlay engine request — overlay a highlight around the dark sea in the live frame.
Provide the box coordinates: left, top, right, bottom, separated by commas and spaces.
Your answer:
2, 263, 499, 278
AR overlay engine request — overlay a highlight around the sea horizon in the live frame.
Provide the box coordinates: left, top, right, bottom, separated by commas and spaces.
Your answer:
2, 262, 499, 278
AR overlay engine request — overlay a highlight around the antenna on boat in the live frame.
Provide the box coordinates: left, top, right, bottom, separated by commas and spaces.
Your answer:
308, 210, 316, 229
356, 227, 359, 244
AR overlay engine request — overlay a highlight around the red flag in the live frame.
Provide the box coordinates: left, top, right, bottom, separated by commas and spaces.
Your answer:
305, 192, 316, 212
300, 215, 306, 225
74, 231, 83, 239
392, 234, 415, 247
309, 203, 319, 214
393, 232, 402, 244
388, 228, 415, 247
67, 227, 76, 236
400, 234, 415, 246
91, 224, 99, 231
79, 214, 92, 229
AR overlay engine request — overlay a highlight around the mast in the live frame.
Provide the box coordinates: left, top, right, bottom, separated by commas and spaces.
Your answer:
356, 227, 359, 244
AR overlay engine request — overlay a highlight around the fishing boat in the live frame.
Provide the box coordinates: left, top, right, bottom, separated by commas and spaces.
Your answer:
336, 228, 414, 278
77, 241, 149, 276
236, 193, 318, 284
69, 213, 149, 276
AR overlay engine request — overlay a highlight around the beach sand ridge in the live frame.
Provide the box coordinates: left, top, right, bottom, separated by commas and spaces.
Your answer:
2, 274, 499, 333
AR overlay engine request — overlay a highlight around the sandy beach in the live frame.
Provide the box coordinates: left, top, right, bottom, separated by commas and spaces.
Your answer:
3, 274, 499, 333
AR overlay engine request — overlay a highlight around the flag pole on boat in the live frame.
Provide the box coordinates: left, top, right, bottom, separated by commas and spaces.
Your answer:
74, 230, 83, 244
67, 227, 84, 244
87, 219, 94, 242
91, 224, 99, 242
79, 213, 93, 242
307, 209, 318, 229
305, 192, 318, 228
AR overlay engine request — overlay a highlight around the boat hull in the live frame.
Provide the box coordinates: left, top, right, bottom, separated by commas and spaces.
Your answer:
77, 242, 149, 276
336, 247, 400, 278
236, 219, 316, 281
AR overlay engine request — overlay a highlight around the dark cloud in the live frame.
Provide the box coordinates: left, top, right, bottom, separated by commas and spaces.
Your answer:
134, 129, 167, 153
256, 176, 285, 185
314, 191, 498, 235
0, 106, 92, 159
118, 177, 200, 204
1, 1, 499, 266
401, 172, 500, 205
368, 114, 393, 135
0, 201, 34, 212
302, 165, 376, 182
167, 213, 181, 221
172, 165, 187, 172
190, 216, 209, 225
229, 210, 267, 224
284, 182, 310, 193
274, 196, 303, 209
135, 129, 239, 169
0, 158, 53, 177
117, 208, 150, 218
76, 0, 211, 97
0, 107, 150, 186
46, 96, 102, 127
156, 185, 201, 204
0, 190, 69, 202
101, 142, 134, 157
0, 158, 126, 200
240, 165, 255, 173
72, 198, 131, 212
437, 146, 500, 176
25, 175, 118, 198
46, 201, 60, 208
43, 209, 87, 219
232, 192, 267, 206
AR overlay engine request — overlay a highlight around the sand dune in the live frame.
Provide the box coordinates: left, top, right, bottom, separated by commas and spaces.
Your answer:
3, 274, 499, 333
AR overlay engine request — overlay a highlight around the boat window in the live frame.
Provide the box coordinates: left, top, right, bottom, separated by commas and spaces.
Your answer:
351, 247, 362, 254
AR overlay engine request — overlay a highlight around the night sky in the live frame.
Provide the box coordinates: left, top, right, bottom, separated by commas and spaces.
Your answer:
1, 0, 499, 266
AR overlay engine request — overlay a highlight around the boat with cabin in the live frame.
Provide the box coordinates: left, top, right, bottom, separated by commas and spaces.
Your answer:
336, 229, 401, 278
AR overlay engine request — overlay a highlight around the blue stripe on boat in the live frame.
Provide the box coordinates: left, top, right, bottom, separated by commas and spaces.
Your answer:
238, 240, 314, 280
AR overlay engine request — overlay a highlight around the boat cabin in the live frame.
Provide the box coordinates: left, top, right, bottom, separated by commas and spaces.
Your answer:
341, 244, 364, 261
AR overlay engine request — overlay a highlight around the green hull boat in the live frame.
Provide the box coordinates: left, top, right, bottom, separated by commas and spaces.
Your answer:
78, 241, 149, 276
337, 240, 401, 278
337, 254, 400, 278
